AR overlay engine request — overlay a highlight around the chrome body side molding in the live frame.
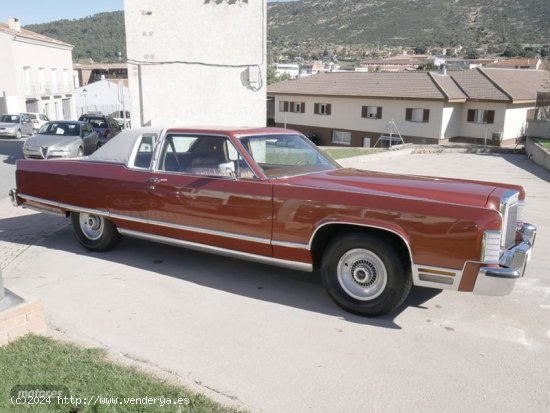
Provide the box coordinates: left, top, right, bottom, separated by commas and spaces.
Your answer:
118, 228, 313, 272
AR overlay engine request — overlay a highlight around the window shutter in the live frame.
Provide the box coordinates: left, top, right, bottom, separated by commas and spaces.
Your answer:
362, 106, 368, 118
467, 109, 475, 122
326, 104, 332, 115
314, 103, 320, 114
376, 106, 382, 119
487, 110, 495, 124
283, 101, 289, 112
423, 109, 430, 122
290, 102, 295, 112
405, 108, 412, 121
301, 102, 306, 113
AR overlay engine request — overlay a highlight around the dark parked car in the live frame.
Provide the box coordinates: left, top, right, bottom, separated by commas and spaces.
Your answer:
78, 114, 121, 146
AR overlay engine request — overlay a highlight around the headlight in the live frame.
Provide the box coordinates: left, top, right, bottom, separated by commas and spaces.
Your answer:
481, 230, 501, 264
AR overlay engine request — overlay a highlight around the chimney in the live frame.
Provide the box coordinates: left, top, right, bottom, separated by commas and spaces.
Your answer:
8, 17, 21, 32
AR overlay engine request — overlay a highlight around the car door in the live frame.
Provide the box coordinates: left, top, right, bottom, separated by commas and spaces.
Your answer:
81, 123, 94, 153
147, 133, 273, 256
21, 115, 33, 135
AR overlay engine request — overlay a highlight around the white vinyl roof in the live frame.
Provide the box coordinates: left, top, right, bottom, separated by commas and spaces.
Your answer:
85, 127, 164, 165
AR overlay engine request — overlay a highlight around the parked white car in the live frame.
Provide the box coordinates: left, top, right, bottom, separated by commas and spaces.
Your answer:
0, 114, 34, 138
22, 112, 50, 132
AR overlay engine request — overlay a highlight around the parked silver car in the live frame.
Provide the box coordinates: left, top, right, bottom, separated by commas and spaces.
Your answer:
22, 112, 50, 132
0, 114, 34, 138
22, 121, 99, 159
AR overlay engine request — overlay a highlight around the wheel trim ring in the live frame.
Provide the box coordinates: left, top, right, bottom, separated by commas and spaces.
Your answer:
79, 213, 104, 241
336, 248, 388, 301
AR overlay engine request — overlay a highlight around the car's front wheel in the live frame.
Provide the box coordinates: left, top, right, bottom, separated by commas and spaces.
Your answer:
321, 233, 412, 317
71, 212, 121, 251
15, 130, 22, 139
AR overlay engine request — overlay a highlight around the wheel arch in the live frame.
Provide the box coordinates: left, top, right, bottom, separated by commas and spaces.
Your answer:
310, 222, 413, 272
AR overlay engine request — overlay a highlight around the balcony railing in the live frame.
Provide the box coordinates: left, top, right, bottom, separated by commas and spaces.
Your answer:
24, 81, 74, 98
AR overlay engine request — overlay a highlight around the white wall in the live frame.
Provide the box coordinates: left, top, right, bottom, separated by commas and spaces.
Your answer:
441, 104, 462, 139
0, 28, 75, 119
124, 0, 266, 127
74, 80, 130, 116
502, 104, 531, 140
459, 101, 507, 140
274, 95, 446, 140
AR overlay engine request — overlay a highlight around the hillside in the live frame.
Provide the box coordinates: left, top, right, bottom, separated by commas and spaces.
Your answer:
25, 11, 126, 63
268, 0, 550, 56
24, 1, 550, 63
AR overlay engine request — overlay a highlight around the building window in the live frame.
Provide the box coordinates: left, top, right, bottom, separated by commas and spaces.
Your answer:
467, 109, 495, 124
314, 103, 332, 115
405, 108, 430, 123
361, 106, 382, 119
331, 130, 351, 145
279, 100, 305, 113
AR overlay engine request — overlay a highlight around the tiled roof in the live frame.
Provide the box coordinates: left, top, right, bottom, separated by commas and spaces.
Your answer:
489, 58, 540, 67
0, 22, 73, 48
267, 72, 467, 101
452, 68, 549, 102
267, 68, 550, 103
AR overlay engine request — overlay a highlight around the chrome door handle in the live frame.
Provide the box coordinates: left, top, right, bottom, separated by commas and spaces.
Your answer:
149, 177, 168, 183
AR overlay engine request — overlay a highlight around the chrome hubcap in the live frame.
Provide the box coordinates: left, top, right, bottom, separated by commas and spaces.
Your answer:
79, 213, 104, 241
337, 248, 387, 301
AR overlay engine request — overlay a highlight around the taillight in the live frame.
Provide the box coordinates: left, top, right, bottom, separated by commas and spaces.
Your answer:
32, 120, 39, 124
105, 129, 111, 139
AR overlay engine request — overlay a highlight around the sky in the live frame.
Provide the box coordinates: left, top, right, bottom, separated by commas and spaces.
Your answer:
0, 0, 123, 26
0, 0, 295, 26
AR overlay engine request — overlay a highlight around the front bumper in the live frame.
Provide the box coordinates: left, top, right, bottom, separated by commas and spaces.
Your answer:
474, 223, 536, 296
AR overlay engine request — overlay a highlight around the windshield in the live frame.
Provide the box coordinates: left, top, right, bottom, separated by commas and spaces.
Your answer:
37, 123, 80, 136
80, 117, 107, 129
240, 134, 339, 177
0, 115, 19, 123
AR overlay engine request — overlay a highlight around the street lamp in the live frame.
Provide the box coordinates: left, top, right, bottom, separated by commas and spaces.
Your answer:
82, 88, 87, 115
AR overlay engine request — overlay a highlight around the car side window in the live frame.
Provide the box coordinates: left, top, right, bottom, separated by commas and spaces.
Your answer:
158, 134, 255, 179
132, 134, 158, 169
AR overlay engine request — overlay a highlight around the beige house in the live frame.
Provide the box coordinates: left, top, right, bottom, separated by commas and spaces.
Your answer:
124, 0, 266, 127
267, 68, 550, 147
0, 18, 75, 120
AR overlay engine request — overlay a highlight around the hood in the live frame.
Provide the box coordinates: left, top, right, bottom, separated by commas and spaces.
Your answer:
279, 168, 496, 208
0, 122, 18, 128
26, 134, 80, 148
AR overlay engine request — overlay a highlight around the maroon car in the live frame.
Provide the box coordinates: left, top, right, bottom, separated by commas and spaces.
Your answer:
9, 127, 536, 316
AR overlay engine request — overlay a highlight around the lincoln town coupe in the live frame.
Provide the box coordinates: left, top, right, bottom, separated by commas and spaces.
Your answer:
9, 127, 536, 316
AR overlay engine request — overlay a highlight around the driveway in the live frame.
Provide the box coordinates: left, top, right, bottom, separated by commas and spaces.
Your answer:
3, 151, 550, 413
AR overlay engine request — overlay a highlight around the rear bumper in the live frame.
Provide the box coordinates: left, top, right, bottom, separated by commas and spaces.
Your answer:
474, 223, 536, 296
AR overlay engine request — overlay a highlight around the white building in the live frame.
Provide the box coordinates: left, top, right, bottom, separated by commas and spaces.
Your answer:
0, 18, 75, 120
267, 68, 550, 147
123, 0, 266, 127
272, 63, 300, 79
74, 79, 130, 117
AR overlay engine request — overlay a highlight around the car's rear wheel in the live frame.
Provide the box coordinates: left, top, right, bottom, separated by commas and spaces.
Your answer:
321, 233, 412, 317
71, 212, 121, 251
15, 130, 22, 139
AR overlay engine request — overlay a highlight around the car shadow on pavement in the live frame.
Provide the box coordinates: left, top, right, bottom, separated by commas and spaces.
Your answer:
0, 139, 25, 165
2, 214, 441, 329
482, 153, 550, 183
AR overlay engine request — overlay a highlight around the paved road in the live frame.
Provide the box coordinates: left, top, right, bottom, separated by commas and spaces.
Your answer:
2, 151, 550, 413
0, 137, 26, 200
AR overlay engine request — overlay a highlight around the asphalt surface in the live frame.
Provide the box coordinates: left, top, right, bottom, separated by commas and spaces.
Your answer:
2, 149, 549, 413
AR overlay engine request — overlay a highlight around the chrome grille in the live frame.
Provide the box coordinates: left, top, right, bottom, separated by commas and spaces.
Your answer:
500, 190, 519, 249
